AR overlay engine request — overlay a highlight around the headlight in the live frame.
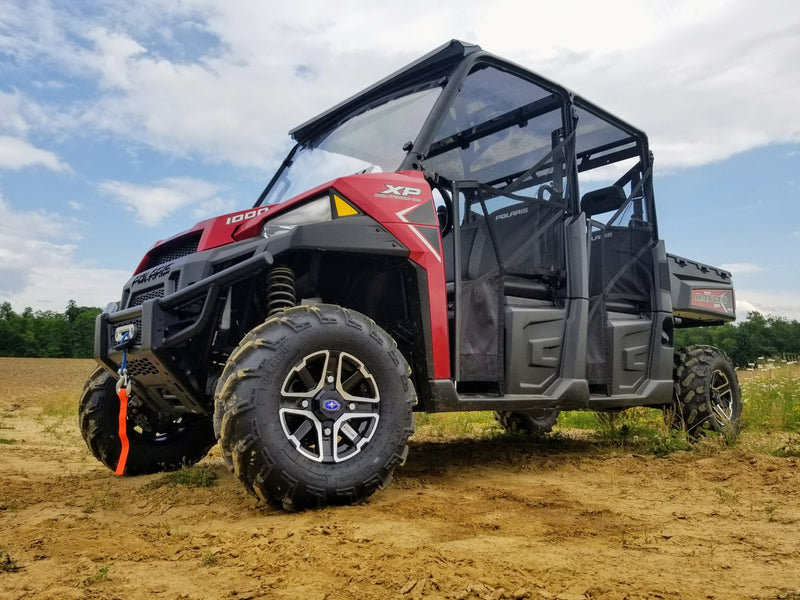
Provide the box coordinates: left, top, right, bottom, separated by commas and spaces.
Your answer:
261, 196, 332, 239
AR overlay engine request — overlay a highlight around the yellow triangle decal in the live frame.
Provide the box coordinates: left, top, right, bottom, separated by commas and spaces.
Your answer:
334, 194, 358, 217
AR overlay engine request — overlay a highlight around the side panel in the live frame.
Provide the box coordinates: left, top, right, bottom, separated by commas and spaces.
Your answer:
333, 171, 451, 380
504, 304, 565, 394
607, 312, 651, 395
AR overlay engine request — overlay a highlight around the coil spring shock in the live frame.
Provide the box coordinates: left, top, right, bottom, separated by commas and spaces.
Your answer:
267, 266, 296, 316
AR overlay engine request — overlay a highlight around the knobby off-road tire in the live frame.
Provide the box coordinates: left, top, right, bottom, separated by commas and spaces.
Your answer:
213, 304, 416, 511
667, 345, 742, 438
493, 409, 560, 436
79, 368, 216, 475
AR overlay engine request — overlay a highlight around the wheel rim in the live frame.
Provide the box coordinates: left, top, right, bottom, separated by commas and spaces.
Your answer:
278, 350, 380, 463
709, 368, 735, 425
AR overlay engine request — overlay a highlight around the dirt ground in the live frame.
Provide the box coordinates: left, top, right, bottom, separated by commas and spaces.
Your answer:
1, 358, 799, 600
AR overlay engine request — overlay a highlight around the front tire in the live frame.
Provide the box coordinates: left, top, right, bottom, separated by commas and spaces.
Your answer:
214, 304, 415, 510
78, 368, 216, 475
667, 345, 742, 438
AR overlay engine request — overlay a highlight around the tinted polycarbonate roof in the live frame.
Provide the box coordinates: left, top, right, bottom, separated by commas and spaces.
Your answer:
289, 40, 647, 151
289, 40, 479, 144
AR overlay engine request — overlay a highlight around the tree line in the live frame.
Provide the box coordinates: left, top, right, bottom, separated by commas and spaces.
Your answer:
0, 300, 798, 367
0, 301, 101, 358
675, 311, 800, 367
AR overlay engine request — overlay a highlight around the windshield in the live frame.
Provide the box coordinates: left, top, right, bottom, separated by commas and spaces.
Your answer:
258, 86, 442, 206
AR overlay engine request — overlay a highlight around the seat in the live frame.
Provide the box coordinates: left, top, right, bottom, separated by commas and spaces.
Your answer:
442, 200, 561, 302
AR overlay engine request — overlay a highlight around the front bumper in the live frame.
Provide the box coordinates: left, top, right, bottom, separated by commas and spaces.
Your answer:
95, 214, 410, 415
95, 239, 274, 414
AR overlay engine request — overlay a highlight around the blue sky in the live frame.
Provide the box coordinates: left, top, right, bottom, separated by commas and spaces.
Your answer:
0, 0, 798, 319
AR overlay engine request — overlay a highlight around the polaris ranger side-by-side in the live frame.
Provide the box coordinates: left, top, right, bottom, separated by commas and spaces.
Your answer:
81, 40, 740, 509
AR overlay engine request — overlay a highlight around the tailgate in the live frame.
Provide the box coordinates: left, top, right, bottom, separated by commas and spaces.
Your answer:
667, 253, 735, 327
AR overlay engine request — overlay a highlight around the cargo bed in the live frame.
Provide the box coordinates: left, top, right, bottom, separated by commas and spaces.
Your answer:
667, 253, 735, 327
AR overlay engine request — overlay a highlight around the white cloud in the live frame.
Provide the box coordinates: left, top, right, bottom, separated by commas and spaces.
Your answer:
3, 1, 799, 172
720, 263, 764, 276
0, 195, 129, 311
0, 135, 71, 172
0, 92, 30, 137
192, 196, 238, 220
736, 290, 800, 321
84, 27, 148, 91
526, 2, 800, 171
99, 177, 227, 226
0, 90, 72, 172
1, 0, 799, 319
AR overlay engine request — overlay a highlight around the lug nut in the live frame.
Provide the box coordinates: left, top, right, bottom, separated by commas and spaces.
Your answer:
300, 400, 309, 408
349, 403, 356, 410
327, 375, 334, 384
324, 428, 332, 436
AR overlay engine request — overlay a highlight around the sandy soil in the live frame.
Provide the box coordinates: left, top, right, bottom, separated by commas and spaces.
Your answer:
1, 357, 799, 600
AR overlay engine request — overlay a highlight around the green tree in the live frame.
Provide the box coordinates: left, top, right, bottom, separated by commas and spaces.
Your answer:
69, 307, 101, 358
0, 300, 101, 357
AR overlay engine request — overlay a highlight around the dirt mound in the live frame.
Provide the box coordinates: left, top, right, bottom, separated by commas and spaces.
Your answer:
1, 358, 799, 600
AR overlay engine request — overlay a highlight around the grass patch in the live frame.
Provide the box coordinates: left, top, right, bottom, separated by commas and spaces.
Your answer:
0, 438, 16, 444
414, 407, 694, 457
740, 363, 800, 431
153, 521, 188, 539
201, 549, 219, 566
40, 393, 78, 418
588, 410, 692, 457
771, 433, 800, 458
0, 549, 22, 573
557, 411, 603, 430
83, 487, 119, 513
415, 411, 501, 439
82, 566, 109, 586
143, 465, 218, 490
764, 504, 778, 522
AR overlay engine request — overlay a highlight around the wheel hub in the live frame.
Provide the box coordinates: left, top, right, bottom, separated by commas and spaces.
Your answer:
278, 350, 380, 463
319, 393, 344, 415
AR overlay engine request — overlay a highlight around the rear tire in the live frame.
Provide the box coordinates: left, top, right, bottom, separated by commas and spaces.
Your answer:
494, 409, 559, 436
667, 345, 742, 438
79, 368, 216, 475
214, 304, 415, 510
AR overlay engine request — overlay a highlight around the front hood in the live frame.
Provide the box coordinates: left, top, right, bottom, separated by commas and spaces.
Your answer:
133, 170, 433, 275
133, 196, 312, 275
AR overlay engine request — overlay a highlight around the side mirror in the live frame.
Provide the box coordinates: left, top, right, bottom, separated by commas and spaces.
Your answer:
580, 185, 627, 218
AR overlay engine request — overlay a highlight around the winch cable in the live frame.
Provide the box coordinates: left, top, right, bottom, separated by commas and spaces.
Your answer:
114, 331, 132, 476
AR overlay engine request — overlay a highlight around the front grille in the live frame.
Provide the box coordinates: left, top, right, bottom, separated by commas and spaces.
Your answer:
146, 233, 201, 268
129, 286, 165, 307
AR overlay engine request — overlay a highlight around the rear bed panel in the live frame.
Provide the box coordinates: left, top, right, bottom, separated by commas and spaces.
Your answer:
667, 253, 735, 327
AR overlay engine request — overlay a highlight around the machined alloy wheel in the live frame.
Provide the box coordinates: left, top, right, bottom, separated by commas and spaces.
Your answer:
279, 350, 381, 463
667, 345, 742, 437
707, 367, 736, 427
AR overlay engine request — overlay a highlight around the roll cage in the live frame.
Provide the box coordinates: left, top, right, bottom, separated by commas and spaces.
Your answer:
258, 40, 658, 241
